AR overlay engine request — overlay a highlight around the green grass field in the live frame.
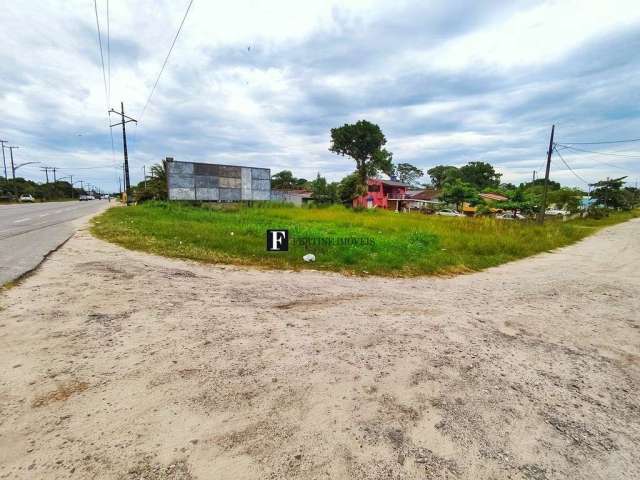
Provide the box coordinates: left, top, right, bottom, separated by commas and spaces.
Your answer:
90, 202, 639, 277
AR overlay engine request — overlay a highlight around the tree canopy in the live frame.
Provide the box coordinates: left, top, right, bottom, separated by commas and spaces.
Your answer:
589, 176, 632, 209
394, 163, 424, 186
310, 173, 338, 204
442, 179, 478, 211
133, 161, 168, 202
426, 165, 459, 189
329, 120, 392, 193
458, 162, 502, 190
271, 170, 308, 190
337, 173, 359, 204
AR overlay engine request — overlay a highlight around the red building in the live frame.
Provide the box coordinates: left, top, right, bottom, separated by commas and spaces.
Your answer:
353, 178, 410, 210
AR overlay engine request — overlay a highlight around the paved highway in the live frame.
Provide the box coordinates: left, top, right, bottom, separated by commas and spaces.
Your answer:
0, 200, 109, 285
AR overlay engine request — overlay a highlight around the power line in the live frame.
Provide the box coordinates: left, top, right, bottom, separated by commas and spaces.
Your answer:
555, 144, 640, 159
139, 0, 195, 120
56, 165, 121, 170
553, 147, 590, 186
93, 0, 117, 166
558, 138, 640, 145
93, 0, 108, 105
105, 0, 117, 167
107, 0, 111, 103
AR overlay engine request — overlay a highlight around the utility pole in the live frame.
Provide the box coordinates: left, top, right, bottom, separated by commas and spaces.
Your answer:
0, 139, 8, 180
8, 146, 19, 199
537, 125, 555, 224
118, 176, 122, 195
143, 165, 147, 190
52, 167, 57, 183
532, 170, 536, 182
109, 102, 137, 204
41, 167, 50, 201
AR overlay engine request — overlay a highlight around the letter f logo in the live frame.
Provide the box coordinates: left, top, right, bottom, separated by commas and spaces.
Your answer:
267, 230, 288, 251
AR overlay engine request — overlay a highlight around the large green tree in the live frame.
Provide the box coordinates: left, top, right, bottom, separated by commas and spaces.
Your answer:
427, 165, 459, 189
442, 179, 478, 212
337, 172, 360, 204
498, 187, 537, 216
310, 173, 338, 204
329, 120, 392, 194
394, 163, 424, 186
271, 170, 308, 190
590, 176, 629, 209
458, 162, 502, 190
547, 187, 585, 213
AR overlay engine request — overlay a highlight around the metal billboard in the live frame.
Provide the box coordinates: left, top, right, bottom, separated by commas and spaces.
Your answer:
166, 159, 271, 201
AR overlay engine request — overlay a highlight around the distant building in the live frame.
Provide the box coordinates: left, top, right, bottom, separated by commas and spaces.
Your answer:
271, 189, 313, 206
405, 188, 443, 211
166, 159, 270, 201
478, 192, 508, 202
353, 178, 410, 210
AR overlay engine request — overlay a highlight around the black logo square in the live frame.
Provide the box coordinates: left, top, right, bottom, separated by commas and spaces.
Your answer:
267, 230, 288, 251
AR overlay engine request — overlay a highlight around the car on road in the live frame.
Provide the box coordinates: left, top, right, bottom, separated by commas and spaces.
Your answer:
545, 208, 570, 216
436, 209, 463, 217
19, 194, 35, 203
78, 195, 95, 201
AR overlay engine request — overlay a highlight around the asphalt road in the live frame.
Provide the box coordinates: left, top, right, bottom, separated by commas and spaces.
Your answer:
0, 200, 109, 285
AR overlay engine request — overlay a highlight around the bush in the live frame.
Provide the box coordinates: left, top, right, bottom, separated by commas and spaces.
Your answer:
586, 207, 610, 219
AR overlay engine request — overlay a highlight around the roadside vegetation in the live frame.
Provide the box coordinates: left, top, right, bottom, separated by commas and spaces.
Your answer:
0, 176, 90, 203
91, 202, 639, 276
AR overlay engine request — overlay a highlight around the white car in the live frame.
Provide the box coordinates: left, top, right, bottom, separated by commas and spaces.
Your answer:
436, 209, 463, 217
19, 194, 35, 202
545, 208, 569, 216
497, 212, 526, 220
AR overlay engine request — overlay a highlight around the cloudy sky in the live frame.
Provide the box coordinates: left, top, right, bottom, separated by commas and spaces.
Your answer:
1, 0, 639, 191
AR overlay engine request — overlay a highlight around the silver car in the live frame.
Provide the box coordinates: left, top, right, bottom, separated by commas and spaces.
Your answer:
436, 209, 463, 217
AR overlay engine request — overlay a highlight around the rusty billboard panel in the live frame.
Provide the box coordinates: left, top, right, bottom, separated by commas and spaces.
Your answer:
167, 159, 270, 202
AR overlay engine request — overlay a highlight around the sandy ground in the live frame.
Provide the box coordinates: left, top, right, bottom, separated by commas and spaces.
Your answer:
0, 219, 639, 480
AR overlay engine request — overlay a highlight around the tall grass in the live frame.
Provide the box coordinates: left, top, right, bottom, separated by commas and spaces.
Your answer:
91, 202, 638, 276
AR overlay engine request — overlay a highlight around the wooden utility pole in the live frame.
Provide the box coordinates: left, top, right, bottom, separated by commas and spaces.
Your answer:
537, 125, 555, 224
109, 102, 137, 204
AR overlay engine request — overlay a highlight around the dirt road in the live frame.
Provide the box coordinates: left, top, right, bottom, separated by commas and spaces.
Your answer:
1, 219, 639, 479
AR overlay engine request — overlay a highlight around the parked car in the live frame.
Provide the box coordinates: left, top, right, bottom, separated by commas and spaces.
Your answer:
497, 211, 526, 220
19, 194, 35, 203
545, 208, 569, 216
436, 209, 463, 217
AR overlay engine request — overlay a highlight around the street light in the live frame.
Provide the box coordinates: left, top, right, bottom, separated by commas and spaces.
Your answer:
58, 175, 79, 199
7, 145, 40, 200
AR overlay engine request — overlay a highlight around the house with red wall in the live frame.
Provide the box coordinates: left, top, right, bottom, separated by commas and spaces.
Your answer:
353, 178, 410, 210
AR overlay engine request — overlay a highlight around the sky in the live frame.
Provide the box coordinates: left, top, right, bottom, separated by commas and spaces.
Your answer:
1, 0, 639, 191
